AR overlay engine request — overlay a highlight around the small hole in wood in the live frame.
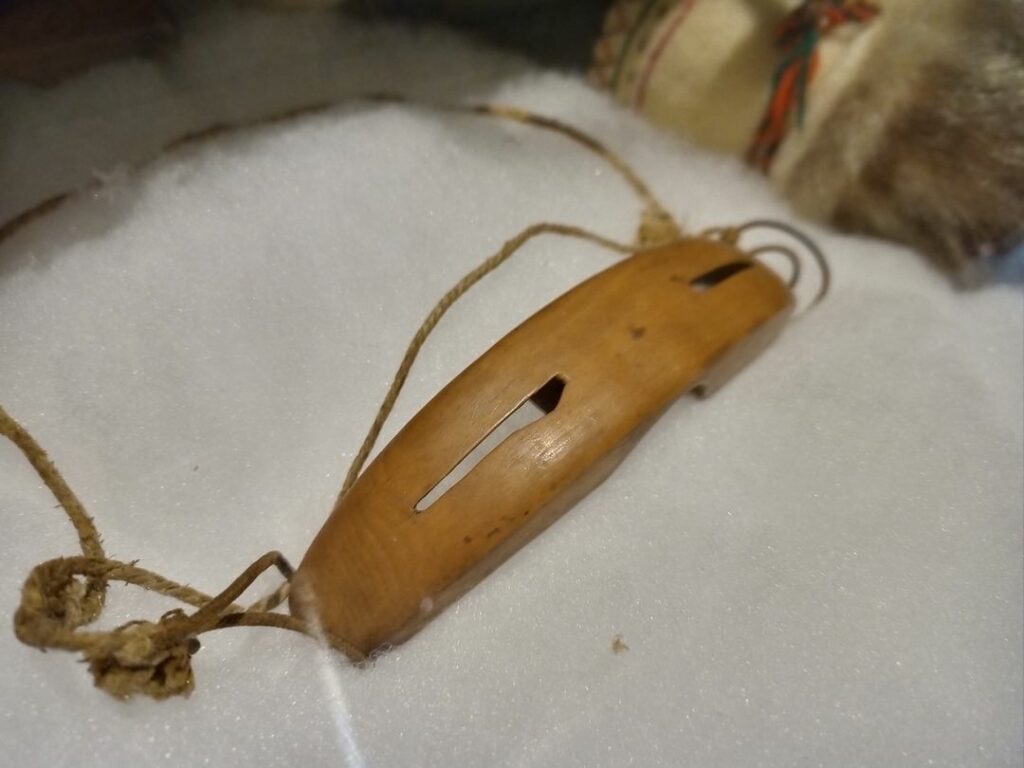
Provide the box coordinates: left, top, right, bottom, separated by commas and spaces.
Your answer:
415, 375, 565, 512
689, 261, 752, 292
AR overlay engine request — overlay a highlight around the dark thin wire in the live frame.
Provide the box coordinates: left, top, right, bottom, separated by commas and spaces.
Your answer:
747, 244, 802, 289
736, 219, 831, 307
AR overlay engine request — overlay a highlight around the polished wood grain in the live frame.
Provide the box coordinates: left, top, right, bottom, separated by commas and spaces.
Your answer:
291, 237, 793, 657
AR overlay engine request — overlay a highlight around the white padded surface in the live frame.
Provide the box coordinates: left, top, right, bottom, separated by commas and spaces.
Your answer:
1, 7, 1021, 767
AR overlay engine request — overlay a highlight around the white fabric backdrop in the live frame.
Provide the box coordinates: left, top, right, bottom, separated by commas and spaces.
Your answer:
1, 7, 1021, 767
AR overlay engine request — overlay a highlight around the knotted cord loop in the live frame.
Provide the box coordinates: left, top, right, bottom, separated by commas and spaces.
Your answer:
8, 532, 307, 698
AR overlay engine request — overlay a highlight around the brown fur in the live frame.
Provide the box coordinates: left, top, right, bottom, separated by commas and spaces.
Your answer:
783, 0, 1024, 282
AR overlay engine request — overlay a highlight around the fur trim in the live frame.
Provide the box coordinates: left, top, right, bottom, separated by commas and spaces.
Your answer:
781, 0, 1024, 282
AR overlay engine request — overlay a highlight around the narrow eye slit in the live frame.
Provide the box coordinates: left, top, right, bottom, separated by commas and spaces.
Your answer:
690, 261, 752, 292
414, 376, 565, 512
